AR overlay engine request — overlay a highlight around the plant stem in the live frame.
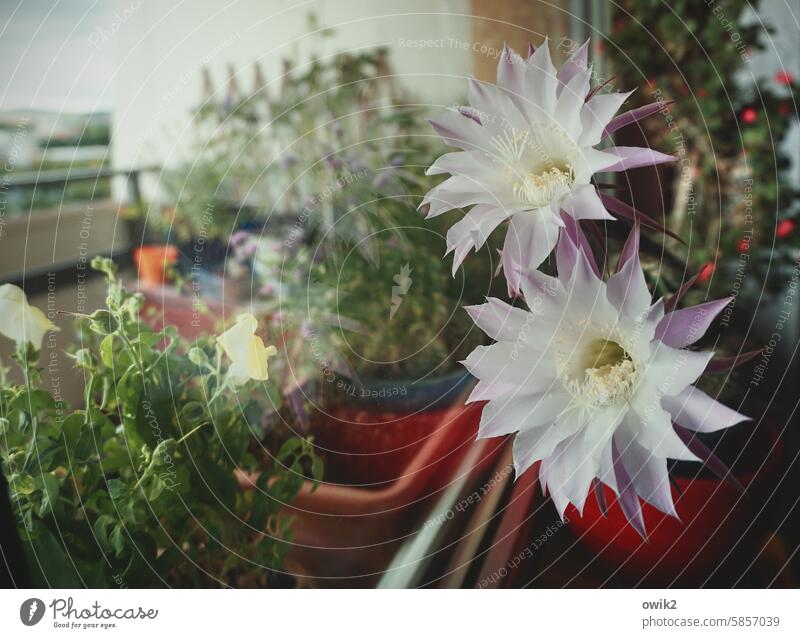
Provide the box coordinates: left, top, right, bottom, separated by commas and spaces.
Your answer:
177, 421, 209, 445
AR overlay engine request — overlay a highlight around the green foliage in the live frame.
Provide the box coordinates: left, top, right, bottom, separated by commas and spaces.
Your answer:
608, 0, 799, 298
0, 257, 321, 587
168, 44, 508, 382
309, 201, 504, 380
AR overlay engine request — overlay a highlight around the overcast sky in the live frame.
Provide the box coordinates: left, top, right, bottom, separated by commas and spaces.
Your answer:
0, 0, 117, 112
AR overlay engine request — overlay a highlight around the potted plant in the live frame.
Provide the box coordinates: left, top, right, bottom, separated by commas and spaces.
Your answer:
0, 258, 321, 587
410, 38, 781, 587
192, 46, 506, 491
564, 295, 782, 584
133, 243, 179, 286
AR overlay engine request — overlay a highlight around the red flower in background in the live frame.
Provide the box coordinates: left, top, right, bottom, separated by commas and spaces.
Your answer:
698, 262, 715, 283
776, 219, 796, 238
740, 107, 757, 124
774, 70, 795, 85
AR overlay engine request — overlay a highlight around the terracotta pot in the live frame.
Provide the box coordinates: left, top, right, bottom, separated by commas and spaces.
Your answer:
311, 371, 472, 485
240, 400, 503, 585
567, 423, 782, 584
138, 284, 226, 341
134, 244, 178, 285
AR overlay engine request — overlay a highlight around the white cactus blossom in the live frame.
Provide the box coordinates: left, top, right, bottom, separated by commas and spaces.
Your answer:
460, 225, 748, 534
422, 40, 673, 294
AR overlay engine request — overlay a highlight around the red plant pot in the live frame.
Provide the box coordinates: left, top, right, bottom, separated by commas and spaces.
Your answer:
290, 401, 500, 584
134, 244, 178, 285
567, 425, 782, 584
239, 400, 503, 585
138, 284, 226, 340
311, 371, 473, 486
311, 406, 455, 485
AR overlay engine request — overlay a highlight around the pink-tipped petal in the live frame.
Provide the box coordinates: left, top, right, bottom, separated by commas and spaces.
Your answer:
580, 90, 634, 146
497, 44, 526, 99
560, 211, 601, 278
426, 150, 486, 176
479, 393, 564, 439
502, 213, 560, 295
555, 228, 579, 280
615, 421, 677, 518
523, 37, 558, 118
466, 379, 516, 404
616, 220, 641, 273
599, 193, 685, 244
465, 297, 531, 342
655, 297, 733, 347
664, 271, 700, 312
705, 348, 765, 374
605, 100, 673, 137
429, 109, 491, 151
555, 67, 593, 138
468, 77, 526, 134
662, 386, 750, 433
602, 146, 676, 173
612, 436, 648, 539
445, 205, 508, 273
558, 40, 590, 91
673, 423, 744, 491
607, 245, 651, 319
593, 479, 608, 517
561, 184, 614, 221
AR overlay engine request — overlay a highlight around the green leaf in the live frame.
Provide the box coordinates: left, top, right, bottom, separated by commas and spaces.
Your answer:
10, 473, 35, 495
147, 475, 166, 501
100, 335, 116, 367
93, 514, 115, 554
277, 437, 302, 463
109, 524, 126, 558
61, 413, 85, 458
310, 455, 324, 484
73, 348, 97, 371
91, 256, 117, 278
88, 310, 119, 335
180, 401, 206, 423
36, 473, 60, 516
188, 347, 209, 367
107, 478, 127, 501
24, 526, 81, 587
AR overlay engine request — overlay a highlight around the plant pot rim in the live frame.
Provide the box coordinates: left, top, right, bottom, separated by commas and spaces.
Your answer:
237, 399, 501, 516
323, 368, 472, 413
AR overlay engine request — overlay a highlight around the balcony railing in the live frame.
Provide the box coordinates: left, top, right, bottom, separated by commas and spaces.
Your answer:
0, 166, 159, 292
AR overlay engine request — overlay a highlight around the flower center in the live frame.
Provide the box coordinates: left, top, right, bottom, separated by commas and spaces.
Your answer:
512, 165, 574, 208
566, 338, 639, 408
491, 122, 578, 208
